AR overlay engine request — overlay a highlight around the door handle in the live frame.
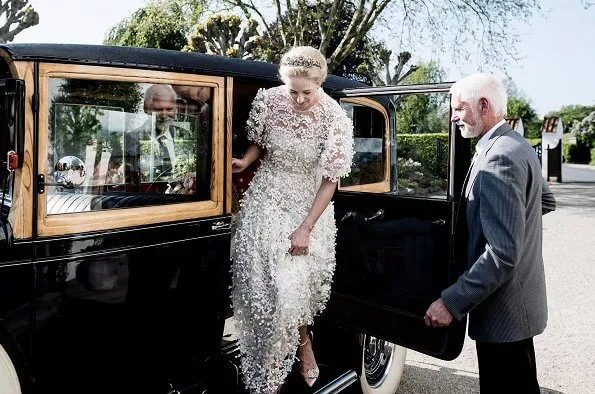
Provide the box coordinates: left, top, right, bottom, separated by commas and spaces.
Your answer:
340, 211, 357, 224
211, 221, 231, 231
433, 219, 446, 226
340, 209, 385, 224
365, 209, 384, 222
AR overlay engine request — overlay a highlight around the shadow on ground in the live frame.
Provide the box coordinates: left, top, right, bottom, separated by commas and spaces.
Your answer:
394, 363, 565, 394
549, 183, 595, 211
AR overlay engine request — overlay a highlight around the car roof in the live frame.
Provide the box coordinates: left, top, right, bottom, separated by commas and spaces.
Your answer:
0, 43, 369, 92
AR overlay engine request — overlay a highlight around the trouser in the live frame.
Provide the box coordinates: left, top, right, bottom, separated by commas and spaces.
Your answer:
475, 337, 540, 394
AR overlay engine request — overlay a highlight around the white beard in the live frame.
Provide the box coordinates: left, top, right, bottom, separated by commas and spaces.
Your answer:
458, 117, 484, 139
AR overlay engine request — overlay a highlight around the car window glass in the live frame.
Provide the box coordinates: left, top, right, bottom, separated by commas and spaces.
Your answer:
46, 78, 213, 214
339, 92, 450, 199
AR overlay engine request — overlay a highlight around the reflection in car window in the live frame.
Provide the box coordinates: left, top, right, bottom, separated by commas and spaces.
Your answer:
394, 92, 449, 198
46, 79, 213, 214
340, 93, 450, 199
340, 103, 387, 188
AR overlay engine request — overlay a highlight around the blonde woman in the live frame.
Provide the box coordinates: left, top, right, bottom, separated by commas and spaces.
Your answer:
231, 46, 354, 393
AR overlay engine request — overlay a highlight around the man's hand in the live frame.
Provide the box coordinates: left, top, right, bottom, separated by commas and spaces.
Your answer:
424, 298, 453, 327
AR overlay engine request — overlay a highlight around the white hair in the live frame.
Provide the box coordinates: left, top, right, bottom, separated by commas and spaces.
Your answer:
450, 73, 508, 117
278, 46, 328, 85
144, 84, 177, 104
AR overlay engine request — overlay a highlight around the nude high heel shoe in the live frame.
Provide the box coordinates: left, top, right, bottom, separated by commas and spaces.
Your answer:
298, 334, 319, 387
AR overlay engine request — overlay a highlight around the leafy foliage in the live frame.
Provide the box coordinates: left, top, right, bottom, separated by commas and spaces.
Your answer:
548, 105, 595, 133
247, 1, 384, 84
104, 0, 205, 50
184, 13, 263, 59
49, 79, 143, 167
222, 0, 543, 74
394, 62, 449, 134
567, 111, 595, 164
503, 78, 541, 138
397, 133, 449, 179
507, 97, 541, 138
0, 0, 39, 43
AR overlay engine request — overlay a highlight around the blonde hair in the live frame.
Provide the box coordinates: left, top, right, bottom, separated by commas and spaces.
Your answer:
278, 46, 328, 85
450, 73, 508, 117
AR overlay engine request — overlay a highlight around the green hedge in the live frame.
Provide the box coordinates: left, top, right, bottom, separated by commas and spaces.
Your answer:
397, 135, 548, 174
397, 133, 449, 178
565, 135, 593, 164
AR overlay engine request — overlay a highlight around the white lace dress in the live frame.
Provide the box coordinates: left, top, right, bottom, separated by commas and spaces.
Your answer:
231, 85, 354, 393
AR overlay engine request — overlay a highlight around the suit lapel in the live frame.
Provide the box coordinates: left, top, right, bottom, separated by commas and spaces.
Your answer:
465, 124, 513, 198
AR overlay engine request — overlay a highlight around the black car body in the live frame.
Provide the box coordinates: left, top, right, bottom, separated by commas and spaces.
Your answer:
0, 43, 471, 393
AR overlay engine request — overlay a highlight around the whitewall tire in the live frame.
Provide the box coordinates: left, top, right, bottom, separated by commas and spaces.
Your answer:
0, 344, 20, 394
360, 334, 407, 394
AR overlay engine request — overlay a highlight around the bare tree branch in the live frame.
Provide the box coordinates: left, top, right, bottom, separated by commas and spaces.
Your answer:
0, 1, 39, 43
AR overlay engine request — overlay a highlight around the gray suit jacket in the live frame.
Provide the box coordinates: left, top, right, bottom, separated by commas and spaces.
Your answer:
442, 123, 556, 343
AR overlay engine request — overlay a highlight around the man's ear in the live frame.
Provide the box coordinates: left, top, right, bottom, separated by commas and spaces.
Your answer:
479, 97, 489, 114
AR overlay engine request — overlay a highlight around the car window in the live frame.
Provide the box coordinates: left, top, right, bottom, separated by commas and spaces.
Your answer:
339, 92, 451, 199
46, 79, 213, 214
339, 98, 390, 193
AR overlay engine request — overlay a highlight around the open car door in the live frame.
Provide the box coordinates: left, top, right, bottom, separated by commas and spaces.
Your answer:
324, 83, 472, 360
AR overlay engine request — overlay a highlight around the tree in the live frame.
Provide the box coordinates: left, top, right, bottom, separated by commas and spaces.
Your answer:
507, 97, 541, 138
394, 62, 448, 134
221, 0, 543, 73
104, 0, 205, 50
185, 3, 386, 84
567, 111, 595, 164
0, 0, 39, 43
249, 1, 387, 84
503, 78, 541, 138
547, 105, 595, 133
184, 13, 263, 59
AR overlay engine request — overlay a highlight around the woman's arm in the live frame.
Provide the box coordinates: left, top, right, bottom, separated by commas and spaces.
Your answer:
232, 143, 264, 173
288, 178, 337, 256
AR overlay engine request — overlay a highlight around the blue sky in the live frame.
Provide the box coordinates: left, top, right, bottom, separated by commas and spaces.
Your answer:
12, 0, 595, 117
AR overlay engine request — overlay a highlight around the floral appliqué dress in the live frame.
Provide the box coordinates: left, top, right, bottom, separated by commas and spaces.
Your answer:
231, 85, 354, 393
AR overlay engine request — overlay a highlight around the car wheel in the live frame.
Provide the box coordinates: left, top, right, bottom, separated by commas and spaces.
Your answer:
0, 344, 21, 394
360, 334, 406, 393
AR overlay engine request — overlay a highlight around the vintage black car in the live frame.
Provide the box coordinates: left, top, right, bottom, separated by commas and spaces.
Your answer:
0, 43, 471, 393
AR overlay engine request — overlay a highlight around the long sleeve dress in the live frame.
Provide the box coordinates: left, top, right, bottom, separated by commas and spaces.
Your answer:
231, 85, 354, 393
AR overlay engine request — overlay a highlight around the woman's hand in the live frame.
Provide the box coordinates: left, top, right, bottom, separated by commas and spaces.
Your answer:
232, 157, 248, 174
288, 222, 312, 256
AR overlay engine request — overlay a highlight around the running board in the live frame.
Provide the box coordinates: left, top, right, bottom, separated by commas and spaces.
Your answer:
314, 370, 358, 394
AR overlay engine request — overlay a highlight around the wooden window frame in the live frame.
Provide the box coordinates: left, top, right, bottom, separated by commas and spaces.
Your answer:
338, 97, 391, 193
36, 64, 225, 237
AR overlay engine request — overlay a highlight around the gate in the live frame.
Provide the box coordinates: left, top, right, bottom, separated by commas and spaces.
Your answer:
533, 143, 542, 164
547, 140, 562, 182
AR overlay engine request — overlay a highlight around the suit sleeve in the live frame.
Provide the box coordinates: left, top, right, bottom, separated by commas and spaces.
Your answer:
441, 153, 526, 321
542, 178, 556, 215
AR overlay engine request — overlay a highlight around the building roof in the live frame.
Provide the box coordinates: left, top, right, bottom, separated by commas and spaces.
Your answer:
541, 116, 561, 133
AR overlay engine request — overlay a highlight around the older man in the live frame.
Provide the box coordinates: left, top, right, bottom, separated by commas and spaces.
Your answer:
124, 84, 178, 190
424, 73, 556, 393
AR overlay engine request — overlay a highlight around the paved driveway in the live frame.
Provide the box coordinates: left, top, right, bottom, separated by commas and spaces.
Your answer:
563, 164, 595, 183
398, 182, 595, 394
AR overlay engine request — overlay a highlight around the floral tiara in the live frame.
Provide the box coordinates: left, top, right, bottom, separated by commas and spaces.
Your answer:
280, 55, 323, 69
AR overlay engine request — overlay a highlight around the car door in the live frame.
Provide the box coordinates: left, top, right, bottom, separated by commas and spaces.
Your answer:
324, 83, 472, 360
28, 63, 232, 392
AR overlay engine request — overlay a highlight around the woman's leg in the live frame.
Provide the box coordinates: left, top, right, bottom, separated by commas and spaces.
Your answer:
298, 325, 319, 386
